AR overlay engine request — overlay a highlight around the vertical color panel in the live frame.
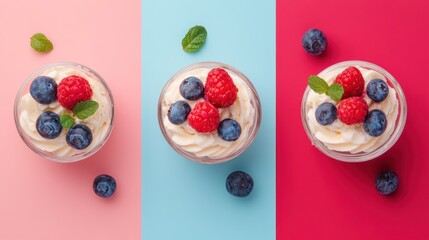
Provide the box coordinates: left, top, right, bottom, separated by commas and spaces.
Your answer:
142, 0, 275, 239
0, 0, 141, 239
277, 0, 429, 239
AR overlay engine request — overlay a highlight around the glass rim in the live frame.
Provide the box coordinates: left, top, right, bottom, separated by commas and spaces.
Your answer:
301, 60, 407, 162
14, 62, 115, 163
158, 61, 262, 164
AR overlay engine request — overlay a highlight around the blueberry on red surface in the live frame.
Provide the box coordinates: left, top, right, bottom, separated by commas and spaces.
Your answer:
93, 174, 116, 198
375, 170, 398, 195
30, 76, 57, 104
226, 171, 254, 197
168, 101, 191, 125
180, 76, 205, 100
36, 111, 62, 139
66, 124, 93, 149
363, 110, 387, 137
302, 29, 327, 55
366, 79, 389, 102
218, 119, 241, 141
315, 102, 337, 125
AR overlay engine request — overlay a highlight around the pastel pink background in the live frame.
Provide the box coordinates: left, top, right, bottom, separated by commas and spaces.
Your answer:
277, 0, 429, 239
0, 1, 141, 239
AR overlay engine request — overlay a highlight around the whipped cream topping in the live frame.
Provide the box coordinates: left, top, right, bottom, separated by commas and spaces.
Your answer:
19, 66, 112, 160
161, 67, 256, 161
306, 66, 399, 154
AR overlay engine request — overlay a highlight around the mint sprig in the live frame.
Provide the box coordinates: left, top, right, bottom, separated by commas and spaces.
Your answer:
308, 75, 344, 100
60, 114, 75, 128
327, 83, 344, 101
182, 25, 207, 53
30, 33, 53, 53
73, 100, 99, 120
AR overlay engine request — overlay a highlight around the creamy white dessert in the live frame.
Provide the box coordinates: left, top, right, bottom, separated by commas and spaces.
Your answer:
306, 66, 399, 154
161, 67, 256, 161
19, 66, 112, 160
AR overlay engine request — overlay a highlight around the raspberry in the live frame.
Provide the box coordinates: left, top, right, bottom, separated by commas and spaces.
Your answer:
188, 101, 220, 133
334, 66, 365, 99
337, 97, 368, 125
57, 75, 93, 110
204, 68, 238, 108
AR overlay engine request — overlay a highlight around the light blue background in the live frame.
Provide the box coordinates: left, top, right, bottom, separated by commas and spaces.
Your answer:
142, 0, 275, 239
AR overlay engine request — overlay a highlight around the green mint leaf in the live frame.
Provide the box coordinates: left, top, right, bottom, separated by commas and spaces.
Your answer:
60, 114, 75, 128
30, 33, 53, 53
308, 75, 329, 94
73, 100, 99, 120
182, 25, 207, 53
327, 83, 344, 101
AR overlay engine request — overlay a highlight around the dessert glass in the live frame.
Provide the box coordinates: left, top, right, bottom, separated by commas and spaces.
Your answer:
14, 62, 114, 162
301, 60, 407, 162
158, 62, 262, 164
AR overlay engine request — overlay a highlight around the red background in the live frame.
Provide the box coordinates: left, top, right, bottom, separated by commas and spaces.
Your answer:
277, 0, 429, 239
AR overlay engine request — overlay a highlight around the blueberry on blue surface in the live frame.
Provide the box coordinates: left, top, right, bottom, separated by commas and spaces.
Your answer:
180, 76, 205, 100
30, 76, 57, 104
376, 170, 398, 195
93, 174, 116, 198
168, 101, 191, 125
66, 124, 93, 149
363, 110, 387, 137
302, 29, 327, 55
226, 171, 254, 198
36, 111, 62, 139
315, 102, 337, 125
217, 119, 241, 141
366, 79, 389, 102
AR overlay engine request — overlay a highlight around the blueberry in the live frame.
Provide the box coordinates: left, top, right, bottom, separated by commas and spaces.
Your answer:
302, 29, 327, 55
363, 110, 387, 137
179, 77, 205, 100
36, 111, 62, 139
367, 79, 389, 102
226, 171, 254, 197
93, 174, 116, 198
66, 124, 93, 149
315, 102, 337, 125
30, 76, 57, 104
375, 171, 398, 195
168, 101, 191, 125
217, 119, 241, 141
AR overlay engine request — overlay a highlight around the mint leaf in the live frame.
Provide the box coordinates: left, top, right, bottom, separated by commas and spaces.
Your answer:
182, 25, 207, 52
73, 100, 99, 120
30, 33, 53, 53
60, 114, 75, 128
308, 75, 329, 94
327, 83, 344, 101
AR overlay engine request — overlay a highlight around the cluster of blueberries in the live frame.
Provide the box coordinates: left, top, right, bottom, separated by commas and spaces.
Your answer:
30, 76, 92, 150
168, 76, 242, 141
316, 78, 390, 137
